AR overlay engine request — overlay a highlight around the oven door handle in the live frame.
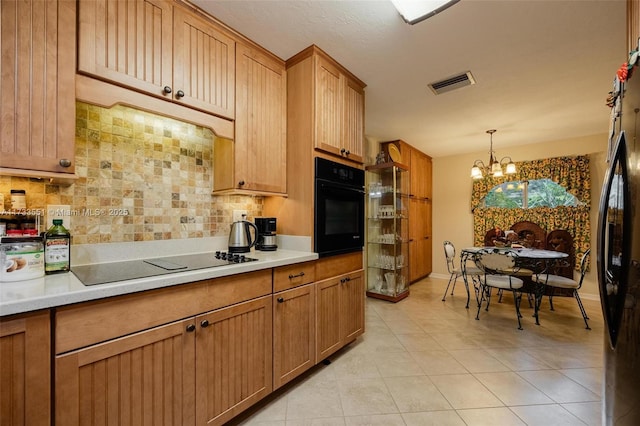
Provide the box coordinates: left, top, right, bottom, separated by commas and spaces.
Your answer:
319, 182, 365, 195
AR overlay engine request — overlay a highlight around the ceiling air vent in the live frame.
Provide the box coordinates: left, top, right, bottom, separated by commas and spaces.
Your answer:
428, 71, 476, 95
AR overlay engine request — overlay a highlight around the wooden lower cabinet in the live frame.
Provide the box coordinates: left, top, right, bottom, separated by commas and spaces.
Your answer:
316, 269, 365, 361
48, 262, 365, 424
195, 296, 272, 426
55, 296, 272, 426
273, 284, 316, 389
56, 318, 196, 426
0, 311, 51, 426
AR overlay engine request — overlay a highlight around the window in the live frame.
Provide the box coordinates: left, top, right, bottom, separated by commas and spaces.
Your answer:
483, 178, 583, 209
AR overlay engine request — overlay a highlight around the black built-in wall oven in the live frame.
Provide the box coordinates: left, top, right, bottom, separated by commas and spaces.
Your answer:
314, 157, 365, 257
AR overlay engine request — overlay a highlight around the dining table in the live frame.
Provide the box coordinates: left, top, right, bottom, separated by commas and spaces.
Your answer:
459, 247, 569, 325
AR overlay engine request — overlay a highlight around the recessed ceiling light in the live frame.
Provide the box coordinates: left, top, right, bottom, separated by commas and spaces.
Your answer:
390, 0, 460, 25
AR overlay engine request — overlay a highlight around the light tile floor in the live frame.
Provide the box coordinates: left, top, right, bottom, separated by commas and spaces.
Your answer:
233, 276, 604, 426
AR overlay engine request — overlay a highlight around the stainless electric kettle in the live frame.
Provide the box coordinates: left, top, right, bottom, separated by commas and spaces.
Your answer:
228, 220, 258, 253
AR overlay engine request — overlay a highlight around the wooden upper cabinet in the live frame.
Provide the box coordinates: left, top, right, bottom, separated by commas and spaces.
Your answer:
343, 76, 365, 163
217, 42, 286, 195
0, 0, 76, 175
628, 0, 639, 53
313, 53, 366, 164
285, 45, 366, 165
410, 149, 432, 200
173, 7, 235, 118
77, 0, 235, 120
315, 56, 343, 156
77, 0, 173, 98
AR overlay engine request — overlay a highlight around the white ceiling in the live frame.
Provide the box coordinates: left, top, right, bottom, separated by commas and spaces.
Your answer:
191, 0, 627, 158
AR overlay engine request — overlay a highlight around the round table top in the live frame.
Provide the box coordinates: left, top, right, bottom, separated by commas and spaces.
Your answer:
461, 247, 568, 259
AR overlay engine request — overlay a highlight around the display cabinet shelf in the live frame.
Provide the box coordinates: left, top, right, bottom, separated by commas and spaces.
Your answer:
365, 162, 409, 302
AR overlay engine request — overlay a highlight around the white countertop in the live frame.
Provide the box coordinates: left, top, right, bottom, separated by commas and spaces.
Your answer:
0, 237, 317, 317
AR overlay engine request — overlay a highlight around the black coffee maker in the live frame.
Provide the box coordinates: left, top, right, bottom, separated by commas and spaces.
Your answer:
255, 217, 277, 251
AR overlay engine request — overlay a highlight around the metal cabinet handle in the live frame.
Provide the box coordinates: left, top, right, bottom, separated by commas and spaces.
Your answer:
163, 86, 172, 94
59, 159, 72, 168
345, 150, 351, 155
200, 319, 209, 328
238, 180, 245, 186
340, 148, 346, 154
277, 297, 285, 303
288, 272, 305, 279
186, 324, 196, 332
175, 89, 185, 99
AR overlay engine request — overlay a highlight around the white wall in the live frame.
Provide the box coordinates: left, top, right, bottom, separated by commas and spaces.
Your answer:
431, 133, 609, 298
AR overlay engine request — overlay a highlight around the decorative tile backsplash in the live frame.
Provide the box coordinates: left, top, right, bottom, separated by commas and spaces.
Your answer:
0, 102, 263, 244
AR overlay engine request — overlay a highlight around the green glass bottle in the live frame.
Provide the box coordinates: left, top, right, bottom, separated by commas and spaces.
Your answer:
44, 219, 70, 274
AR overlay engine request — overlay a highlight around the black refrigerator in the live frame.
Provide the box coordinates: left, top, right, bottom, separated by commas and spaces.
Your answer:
598, 39, 640, 425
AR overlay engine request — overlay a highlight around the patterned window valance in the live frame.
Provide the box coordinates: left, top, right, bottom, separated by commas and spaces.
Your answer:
470, 155, 591, 212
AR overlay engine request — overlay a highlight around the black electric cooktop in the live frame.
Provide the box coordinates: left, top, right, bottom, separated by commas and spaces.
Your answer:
72, 252, 257, 286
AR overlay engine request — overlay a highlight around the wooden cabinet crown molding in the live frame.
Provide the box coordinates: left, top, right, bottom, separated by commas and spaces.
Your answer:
179, 0, 286, 64
285, 45, 366, 89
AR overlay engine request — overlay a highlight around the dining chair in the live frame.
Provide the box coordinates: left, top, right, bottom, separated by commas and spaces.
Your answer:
441, 240, 482, 302
474, 248, 525, 330
531, 248, 591, 329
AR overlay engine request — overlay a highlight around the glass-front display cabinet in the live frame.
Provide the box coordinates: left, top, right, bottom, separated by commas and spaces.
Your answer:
365, 162, 409, 302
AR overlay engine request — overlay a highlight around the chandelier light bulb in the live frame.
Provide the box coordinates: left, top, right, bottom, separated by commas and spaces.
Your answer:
469, 129, 516, 179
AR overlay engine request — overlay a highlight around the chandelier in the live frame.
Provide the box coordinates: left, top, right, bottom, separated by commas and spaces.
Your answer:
470, 129, 516, 179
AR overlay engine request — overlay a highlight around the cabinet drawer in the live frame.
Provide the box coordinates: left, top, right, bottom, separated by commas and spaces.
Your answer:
315, 251, 363, 281
56, 270, 271, 354
273, 261, 316, 292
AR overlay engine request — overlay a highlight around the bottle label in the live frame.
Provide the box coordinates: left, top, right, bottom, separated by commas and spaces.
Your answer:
45, 237, 70, 272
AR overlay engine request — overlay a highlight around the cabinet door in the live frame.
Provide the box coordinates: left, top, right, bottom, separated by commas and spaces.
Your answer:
409, 199, 432, 282
77, 0, 173, 100
56, 319, 196, 426
423, 156, 433, 200
173, 7, 235, 119
409, 198, 423, 282
0, 0, 75, 174
195, 296, 272, 426
315, 275, 342, 361
315, 56, 343, 156
409, 149, 429, 199
316, 270, 364, 361
235, 43, 286, 193
0, 311, 50, 426
343, 77, 365, 163
273, 284, 315, 389
341, 270, 365, 343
